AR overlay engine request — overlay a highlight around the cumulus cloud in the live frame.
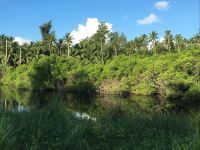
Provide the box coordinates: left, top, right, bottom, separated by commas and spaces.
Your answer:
14, 37, 31, 46
154, 1, 170, 10
159, 37, 165, 42
70, 18, 112, 44
137, 13, 158, 25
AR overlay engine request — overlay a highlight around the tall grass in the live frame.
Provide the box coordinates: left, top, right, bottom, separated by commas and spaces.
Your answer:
0, 115, 14, 148
0, 106, 199, 150
172, 113, 200, 150
173, 130, 200, 150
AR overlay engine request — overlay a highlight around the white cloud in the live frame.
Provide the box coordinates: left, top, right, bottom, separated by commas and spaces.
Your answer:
154, 1, 170, 10
14, 37, 31, 46
147, 41, 153, 50
137, 13, 158, 25
147, 37, 165, 50
159, 37, 165, 42
70, 18, 112, 44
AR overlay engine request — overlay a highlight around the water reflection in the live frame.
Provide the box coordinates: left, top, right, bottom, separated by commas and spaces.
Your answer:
0, 99, 28, 112
0, 85, 199, 115
0, 85, 157, 113
75, 112, 97, 121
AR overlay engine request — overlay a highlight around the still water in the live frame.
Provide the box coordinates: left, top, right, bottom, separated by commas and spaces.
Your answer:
0, 85, 199, 116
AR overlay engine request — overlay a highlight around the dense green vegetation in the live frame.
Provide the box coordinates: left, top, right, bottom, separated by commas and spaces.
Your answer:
1, 49, 199, 102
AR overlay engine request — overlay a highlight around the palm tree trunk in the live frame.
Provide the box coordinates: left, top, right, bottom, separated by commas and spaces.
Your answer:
114, 46, 116, 56
101, 41, 103, 62
19, 46, 22, 65
168, 39, 171, 53
178, 44, 180, 53
49, 42, 52, 55
67, 45, 70, 57
5, 39, 8, 66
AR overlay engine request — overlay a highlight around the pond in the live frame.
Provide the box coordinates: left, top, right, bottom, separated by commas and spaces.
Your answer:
0, 85, 199, 116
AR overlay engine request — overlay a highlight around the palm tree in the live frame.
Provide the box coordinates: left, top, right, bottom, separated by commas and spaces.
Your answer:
175, 34, 183, 53
39, 21, 56, 55
127, 40, 134, 58
57, 39, 63, 56
110, 32, 119, 56
133, 38, 140, 52
5, 38, 8, 66
164, 30, 173, 53
64, 33, 73, 57
48, 33, 56, 55
39, 21, 52, 40
135, 34, 148, 54
3, 37, 14, 66
191, 32, 200, 45
19, 46, 22, 65
149, 31, 158, 54
119, 33, 127, 54
141, 34, 148, 50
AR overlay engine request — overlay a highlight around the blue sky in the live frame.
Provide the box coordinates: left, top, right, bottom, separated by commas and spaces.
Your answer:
0, 0, 199, 42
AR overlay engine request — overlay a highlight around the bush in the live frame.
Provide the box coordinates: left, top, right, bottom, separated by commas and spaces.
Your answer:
1, 49, 200, 104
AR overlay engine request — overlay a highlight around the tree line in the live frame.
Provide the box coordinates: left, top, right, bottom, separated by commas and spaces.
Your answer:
0, 21, 200, 67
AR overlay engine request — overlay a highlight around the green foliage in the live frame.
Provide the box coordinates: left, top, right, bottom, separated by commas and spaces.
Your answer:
102, 55, 138, 80
1, 49, 200, 104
